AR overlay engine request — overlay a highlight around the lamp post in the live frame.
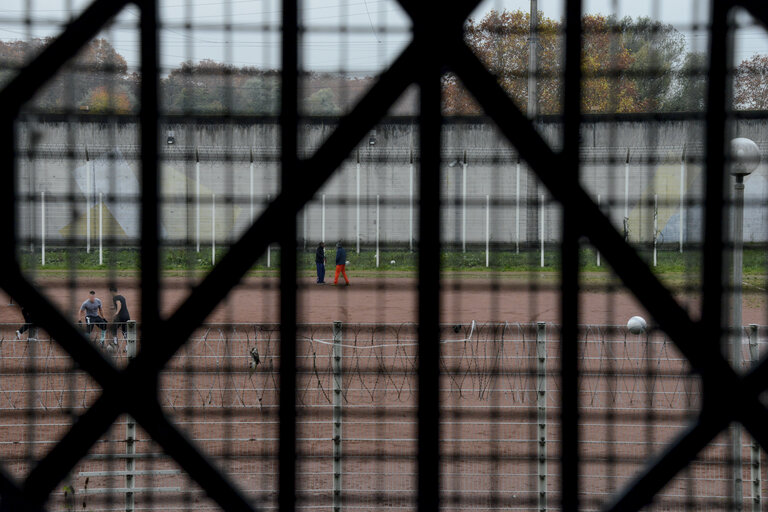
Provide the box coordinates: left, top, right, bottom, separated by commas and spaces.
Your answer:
730, 136, 760, 511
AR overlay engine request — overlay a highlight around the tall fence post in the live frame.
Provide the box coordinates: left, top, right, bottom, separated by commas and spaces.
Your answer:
515, 158, 520, 254
375, 195, 380, 268
357, 151, 361, 254
86, 147, 91, 253
322, 193, 326, 244
680, 145, 686, 253
653, 194, 658, 267
536, 322, 547, 512
126, 320, 137, 512
462, 156, 467, 253
196, 148, 200, 253
99, 192, 103, 266
624, 148, 630, 242
211, 193, 216, 266
332, 321, 343, 512
749, 324, 761, 512
409, 149, 414, 253
41, 191, 45, 266
485, 194, 490, 268
596, 194, 601, 267
540, 194, 545, 268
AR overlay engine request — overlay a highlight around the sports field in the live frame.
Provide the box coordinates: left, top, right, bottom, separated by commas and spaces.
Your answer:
1, 269, 766, 511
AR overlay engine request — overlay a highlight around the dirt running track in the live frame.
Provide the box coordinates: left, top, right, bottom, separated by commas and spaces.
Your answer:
0, 274, 765, 326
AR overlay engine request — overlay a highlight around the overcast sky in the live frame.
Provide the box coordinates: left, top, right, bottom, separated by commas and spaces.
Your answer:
1, 0, 767, 74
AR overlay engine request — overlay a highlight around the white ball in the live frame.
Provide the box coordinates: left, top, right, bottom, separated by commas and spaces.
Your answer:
390, 260, 396, 265
345, 260, 350, 265
627, 316, 647, 334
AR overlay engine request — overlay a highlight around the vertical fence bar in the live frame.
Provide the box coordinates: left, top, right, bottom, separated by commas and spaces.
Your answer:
212, 193, 216, 266
249, 151, 255, 222
375, 194, 380, 268
485, 194, 490, 268
516, 158, 520, 254
356, 151, 361, 253
653, 194, 658, 267
322, 193, 326, 244
540, 194, 544, 268
462, 156, 467, 253
596, 194, 601, 267
680, 145, 685, 253
99, 192, 103, 266
332, 321, 343, 512
409, 150, 414, 252
536, 322, 548, 512
125, 320, 137, 512
749, 324, 761, 512
86, 149, 91, 253
41, 191, 45, 266
624, 148, 630, 241
196, 148, 200, 253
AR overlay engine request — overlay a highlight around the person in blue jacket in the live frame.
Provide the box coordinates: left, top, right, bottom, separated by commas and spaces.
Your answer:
315, 242, 326, 284
333, 241, 350, 286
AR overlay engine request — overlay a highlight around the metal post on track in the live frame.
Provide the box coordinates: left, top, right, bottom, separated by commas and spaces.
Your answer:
536, 322, 547, 512
749, 324, 761, 512
332, 321, 343, 512
126, 320, 137, 512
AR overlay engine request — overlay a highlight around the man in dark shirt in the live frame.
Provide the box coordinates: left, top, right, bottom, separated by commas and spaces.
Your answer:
315, 242, 326, 284
109, 286, 131, 349
333, 241, 350, 286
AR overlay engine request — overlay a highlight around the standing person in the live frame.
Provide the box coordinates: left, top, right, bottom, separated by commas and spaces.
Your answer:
315, 242, 326, 284
333, 241, 350, 286
79, 291, 107, 345
15, 303, 35, 340
109, 286, 130, 348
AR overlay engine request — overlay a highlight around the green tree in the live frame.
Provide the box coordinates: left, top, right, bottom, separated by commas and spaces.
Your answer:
304, 88, 339, 115
236, 76, 280, 114
664, 52, 707, 111
616, 16, 685, 110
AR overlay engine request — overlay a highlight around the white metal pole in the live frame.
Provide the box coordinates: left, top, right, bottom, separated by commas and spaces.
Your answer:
540, 194, 545, 268
196, 150, 200, 253
653, 194, 658, 267
99, 192, 103, 266
732, 177, 745, 510
322, 194, 326, 244
485, 194, 490, 268
516, 159, 520, 254
462, 160, 467, 253
680, 149, 686, 253
624, 149, 630, 241
653, 194, 659, 267
356, 156, 361, 254
597, 194, 601, 267
376, 194, 380, 268
249, 160, 254, 221
41, 191, 45, 266
86, 157, 91, 253
211, 193, 216, 266
409, 159, 414, 252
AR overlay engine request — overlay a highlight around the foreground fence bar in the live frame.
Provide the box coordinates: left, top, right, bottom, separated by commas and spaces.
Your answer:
332, 321, 343, 512
126, 320, 137, 512
749, 324, 762, 512
537, 322, 547, 512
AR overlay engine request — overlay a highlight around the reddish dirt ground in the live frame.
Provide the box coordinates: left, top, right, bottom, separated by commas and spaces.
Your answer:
0, 274, 764, 326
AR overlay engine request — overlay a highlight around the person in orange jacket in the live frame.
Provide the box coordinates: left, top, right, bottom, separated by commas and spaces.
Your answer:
333, 241, 350, 286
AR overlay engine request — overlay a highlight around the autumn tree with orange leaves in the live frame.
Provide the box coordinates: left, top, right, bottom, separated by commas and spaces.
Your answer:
735, 54, 768, 110
443, 10, 687, 115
